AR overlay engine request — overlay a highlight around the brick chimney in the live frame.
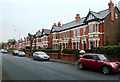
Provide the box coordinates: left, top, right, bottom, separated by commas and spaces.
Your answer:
108, 0, 114, 22
57, 22, 61, 27
75, 14, 80, 22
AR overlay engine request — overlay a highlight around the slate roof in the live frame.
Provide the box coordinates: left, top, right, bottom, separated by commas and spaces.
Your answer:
51, 8, 112, 32
42, 29, 50, 35
36, 31, 42, 37
51, 17, 85, 32
90, 9, 110, 19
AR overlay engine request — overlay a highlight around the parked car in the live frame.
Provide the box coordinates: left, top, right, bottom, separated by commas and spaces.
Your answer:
12, 50, 25, 57
12, 50, 19, 56
0, 49, 7, 53
17, 51, 26, 57
78, 53, 120, 74
33, 51, 49, 61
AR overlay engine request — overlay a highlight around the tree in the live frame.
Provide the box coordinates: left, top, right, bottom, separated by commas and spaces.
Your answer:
0, 42, 7, 49
7, 39, 16, 50
28, 33, 36, 56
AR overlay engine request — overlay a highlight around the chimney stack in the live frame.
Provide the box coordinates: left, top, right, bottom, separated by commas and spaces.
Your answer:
57, 22, 61, 27
108, 0, 114, 22
75, 14, 80, 22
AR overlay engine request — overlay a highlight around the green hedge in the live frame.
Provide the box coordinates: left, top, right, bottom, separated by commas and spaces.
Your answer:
33, 49, 59, 53
62, 49, 79, 56
93, 46, 120, 58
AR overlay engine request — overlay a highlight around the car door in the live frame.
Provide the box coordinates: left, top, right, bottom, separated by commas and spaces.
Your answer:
88, 55, 100, 69
81, 55, 90, 67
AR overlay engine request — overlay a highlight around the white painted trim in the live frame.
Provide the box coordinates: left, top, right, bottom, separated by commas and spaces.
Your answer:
88, 21, 99, 25
88, 38, 100, 41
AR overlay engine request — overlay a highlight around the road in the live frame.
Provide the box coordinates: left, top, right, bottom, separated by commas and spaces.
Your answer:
1, 53, 120, 80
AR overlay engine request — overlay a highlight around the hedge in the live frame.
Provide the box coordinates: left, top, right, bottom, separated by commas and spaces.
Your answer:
33, 49, 59, 53
93, 46, 120, 58
62, 49, 79, 56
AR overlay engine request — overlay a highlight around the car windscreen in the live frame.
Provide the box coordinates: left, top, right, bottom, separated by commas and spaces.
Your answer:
19, 51, 24, 54
36, 52, 46, 55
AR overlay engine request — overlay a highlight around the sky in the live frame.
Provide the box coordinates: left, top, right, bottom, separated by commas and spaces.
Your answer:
1, 0, 120, 42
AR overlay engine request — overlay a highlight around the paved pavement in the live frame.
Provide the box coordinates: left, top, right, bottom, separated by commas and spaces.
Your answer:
50, 58, 78, 65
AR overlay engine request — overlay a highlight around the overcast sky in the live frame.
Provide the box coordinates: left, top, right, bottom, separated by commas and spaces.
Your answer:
1, 0, 120, 42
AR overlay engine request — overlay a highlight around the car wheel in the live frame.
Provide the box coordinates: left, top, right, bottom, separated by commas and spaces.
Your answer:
33, 57, 35, 60
102, 66, 110, 75
78, 62, 84, 70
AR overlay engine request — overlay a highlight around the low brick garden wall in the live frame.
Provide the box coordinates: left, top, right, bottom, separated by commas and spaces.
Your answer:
60, 53, 77, 60
47, 53, 59, 59
47, 53, 77, 60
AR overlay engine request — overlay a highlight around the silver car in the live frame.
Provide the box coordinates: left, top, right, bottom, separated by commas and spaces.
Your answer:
16, 51, 25, 57
33, 51, 49, 61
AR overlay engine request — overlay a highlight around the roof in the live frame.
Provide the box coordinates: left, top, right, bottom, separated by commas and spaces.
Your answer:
51, 17, 85, 32
84, 9, 110, 22
36, 31, 42, 37
51, 6, 120, 33
42, 29, 50, 35
91, 9, 110, 19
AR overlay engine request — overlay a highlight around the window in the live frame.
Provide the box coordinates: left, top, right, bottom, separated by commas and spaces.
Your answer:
73, 30, 76, 38
90, 41, 94, 49
95, 24, 98, 32
95, 40, 98, 47
60, 33, 62, 39
83, 27, 86, 35
77, 28, 80, 36
89, 23, 98, 33
82, 55, 89, 59
89, 24, 93, 33
66, 43, 68, 49
115, 13, 118, 19
64, 32, 68, 39
90, 55, 98, 60
56, 34, 58, 39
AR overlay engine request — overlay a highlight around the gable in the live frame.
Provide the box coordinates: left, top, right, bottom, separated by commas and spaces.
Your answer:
84, 11, 98, 23
86, 14, 96, 21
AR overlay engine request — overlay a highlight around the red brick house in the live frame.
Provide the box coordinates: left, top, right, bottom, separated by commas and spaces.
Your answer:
35, 29, 50, 49
50, 0, 120, 50
16, 28, 50, 50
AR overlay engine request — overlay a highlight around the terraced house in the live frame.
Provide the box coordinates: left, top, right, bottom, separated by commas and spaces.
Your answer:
36, 29, 50, 49
16, 29, 50, 50
50, 0, 120, 50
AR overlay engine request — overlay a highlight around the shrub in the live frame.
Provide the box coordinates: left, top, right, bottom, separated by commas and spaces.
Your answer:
62, 49, 79, 56
33, 49, 59, 53
25, 46, 30, 49
93, 46, 120, 58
